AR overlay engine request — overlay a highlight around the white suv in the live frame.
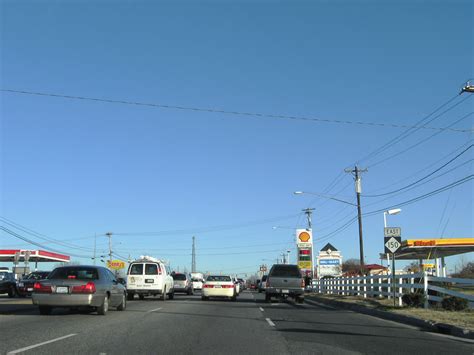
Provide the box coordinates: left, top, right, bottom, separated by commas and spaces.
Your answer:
126, 256, 174, 301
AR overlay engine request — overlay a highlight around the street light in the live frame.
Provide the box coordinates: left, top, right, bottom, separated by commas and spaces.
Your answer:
383, 208, 402, 228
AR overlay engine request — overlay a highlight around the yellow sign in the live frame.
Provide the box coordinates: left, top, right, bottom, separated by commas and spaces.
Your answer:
422, 263, 435, 269
298, 261, 312, 269
107, 260, 125, 270
298, 232, 311, 243
405, 238, 474, 247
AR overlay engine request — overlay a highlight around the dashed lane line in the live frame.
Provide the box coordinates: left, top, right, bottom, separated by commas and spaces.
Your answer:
146, 307, 163, 313
259, 307, 264, 312
265, 318, 276, 327
7, 334, 77, 354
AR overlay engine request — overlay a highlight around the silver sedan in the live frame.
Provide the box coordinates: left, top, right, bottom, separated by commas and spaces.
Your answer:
32, 265, 127, 315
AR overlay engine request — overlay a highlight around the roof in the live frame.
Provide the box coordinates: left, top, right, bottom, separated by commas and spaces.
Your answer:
320, 243, 338, 252
364, 264, 386, 270
380, 238, 474, 260
0, 250, 70, 263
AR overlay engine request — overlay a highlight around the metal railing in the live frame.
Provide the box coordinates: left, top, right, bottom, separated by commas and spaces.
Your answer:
310, 272, 474, 308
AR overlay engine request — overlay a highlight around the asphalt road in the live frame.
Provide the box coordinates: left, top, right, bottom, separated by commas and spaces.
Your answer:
0, 292, 472, 354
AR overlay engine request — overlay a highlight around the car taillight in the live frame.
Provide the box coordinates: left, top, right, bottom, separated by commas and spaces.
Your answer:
71, 282, 96, 294
266, 279, 270, 287
203, 284, 214, 288
33, 282, 52, 293
222, 284, 234, 288
301, 279, 305, 288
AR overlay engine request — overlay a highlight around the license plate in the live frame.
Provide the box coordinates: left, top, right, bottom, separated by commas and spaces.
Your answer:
27, 288, 33, 291
145, 279, 154, 283
56, 286, 69, 294
282, 289, 289, 294
214, 285, 221, 288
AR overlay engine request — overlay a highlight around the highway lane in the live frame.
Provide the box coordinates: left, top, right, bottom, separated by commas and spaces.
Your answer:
1, 292, 472, 354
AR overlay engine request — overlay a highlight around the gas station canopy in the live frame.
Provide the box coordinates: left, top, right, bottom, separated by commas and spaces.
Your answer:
0, 249, 70, 263
381, 238, 474, 260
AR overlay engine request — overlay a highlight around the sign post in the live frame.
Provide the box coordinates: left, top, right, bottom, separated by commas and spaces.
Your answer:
384, 228, 401, 307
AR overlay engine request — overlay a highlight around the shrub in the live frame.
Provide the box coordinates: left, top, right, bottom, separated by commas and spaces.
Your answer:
402, 293, 425, 307
441, 296, 469, 311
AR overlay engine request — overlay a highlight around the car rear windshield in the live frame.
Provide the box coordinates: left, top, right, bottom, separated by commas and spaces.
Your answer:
129, 264, 143, 275
49, 267, 99, 280
206, 276, 231, 282
27, 272, 49, 280
145, 263, 160, 275
269, 265, 301, 277
173, 274, 186, 281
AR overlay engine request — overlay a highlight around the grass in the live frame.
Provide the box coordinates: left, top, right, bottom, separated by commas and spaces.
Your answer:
310, 293, 474, 331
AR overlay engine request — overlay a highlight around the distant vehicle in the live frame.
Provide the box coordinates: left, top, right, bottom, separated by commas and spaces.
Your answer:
258, 275, 268, 293
31, 265, 127, 315
17, 271, 50, 297
190, 272, 205, 290
201, 275, 236, 301
233, 277, 240, 295
0, 272, 18, 297
172, 273, 193, 295
237, 278, 246, 290
126, 256, 174, 301
265, 264, 305, 303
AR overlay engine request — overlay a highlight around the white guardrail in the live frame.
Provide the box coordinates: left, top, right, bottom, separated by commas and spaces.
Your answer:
310, 272, 474, 308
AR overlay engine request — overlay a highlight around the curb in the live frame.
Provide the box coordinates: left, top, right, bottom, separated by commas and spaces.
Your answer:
305, 295, 474, 340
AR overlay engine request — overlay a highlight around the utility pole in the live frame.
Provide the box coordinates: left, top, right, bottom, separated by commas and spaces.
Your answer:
191, 236, 196, 273
302, 208, 315, 229
345, 165, 368, 270
106, 232, 113, 264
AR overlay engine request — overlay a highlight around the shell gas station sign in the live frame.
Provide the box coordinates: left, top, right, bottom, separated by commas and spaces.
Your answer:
296, 229, 313, 276
107, 260, 126, 270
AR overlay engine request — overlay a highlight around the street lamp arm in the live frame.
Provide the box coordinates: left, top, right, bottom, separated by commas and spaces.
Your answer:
294, 191, 357, 206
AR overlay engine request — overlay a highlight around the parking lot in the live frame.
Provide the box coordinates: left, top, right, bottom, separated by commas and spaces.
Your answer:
1, 291, 473, 354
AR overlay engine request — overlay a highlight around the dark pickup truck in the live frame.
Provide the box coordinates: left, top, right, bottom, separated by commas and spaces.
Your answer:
265, 264, 305, 303
0, 271, 18, 297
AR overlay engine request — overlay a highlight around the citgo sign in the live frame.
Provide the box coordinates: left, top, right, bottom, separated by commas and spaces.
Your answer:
107, 260, 126, 270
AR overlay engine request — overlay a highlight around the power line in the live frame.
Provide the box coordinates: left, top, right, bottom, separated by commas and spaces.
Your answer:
0, 226, 92, 258
0, 216, 96, 252
363, 144, 473, 197
112, 213, 302, 236
368, 111, 473, 168
2, 88, 471, 132
355, 94, 472, 166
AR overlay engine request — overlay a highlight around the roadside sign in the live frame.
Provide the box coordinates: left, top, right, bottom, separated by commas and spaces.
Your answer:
384, 236, 401, 254
107, 260, 126, 270
384, 227, 401, 237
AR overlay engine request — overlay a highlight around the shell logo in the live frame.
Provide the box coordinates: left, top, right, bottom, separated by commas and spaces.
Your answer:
298, 232, 311, 243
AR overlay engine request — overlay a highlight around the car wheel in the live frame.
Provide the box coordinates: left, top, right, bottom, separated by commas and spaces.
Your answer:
138, 294, 145, 300
265, 294, 271, 303
8, 288, 15, 298
117, 293, 127, 311
39, 306, 52, 315
160, 287, 166, 301
296, 296, 304, 304
127, 293, 134, 301
97, 296, 109, 315
231, 295, 237, 302
201, 296, 208, 301
168, 289, 174, 300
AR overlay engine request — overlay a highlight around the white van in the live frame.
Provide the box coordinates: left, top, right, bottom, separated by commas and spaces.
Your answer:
126, 256, 174, 300
190, 272, 205, 290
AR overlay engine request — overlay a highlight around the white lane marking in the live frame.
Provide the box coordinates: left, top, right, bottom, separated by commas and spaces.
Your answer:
270, 303, 280, 306
146, 307, 162, 313
265, 318, 276, 327
7, 334, 77, 354
259, 307, 264, 312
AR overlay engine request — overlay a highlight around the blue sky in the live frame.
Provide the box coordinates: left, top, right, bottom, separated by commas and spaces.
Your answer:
1, 0, 472, 275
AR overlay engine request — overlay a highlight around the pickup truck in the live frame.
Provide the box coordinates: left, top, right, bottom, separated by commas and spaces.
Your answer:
265, 264, 305, 303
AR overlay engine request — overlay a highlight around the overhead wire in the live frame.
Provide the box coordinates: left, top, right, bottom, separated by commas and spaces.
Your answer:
2, 89, 471, 132
363, 144, 473, 197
